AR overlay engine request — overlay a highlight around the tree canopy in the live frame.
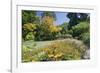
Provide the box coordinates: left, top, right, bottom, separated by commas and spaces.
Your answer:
67, 13, 89, 30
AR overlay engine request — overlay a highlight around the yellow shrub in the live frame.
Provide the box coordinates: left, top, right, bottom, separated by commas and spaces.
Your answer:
23, 23, 36, 31
22, 39, 87, 62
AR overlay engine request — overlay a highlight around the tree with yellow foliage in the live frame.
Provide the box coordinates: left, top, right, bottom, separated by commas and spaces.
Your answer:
38, 16, 62, 40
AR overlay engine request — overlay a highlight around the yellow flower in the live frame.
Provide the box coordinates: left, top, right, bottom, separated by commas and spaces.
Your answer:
54, 53, 63, 58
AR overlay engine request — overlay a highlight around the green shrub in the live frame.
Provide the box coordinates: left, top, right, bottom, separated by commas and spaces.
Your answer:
80, 32, 90, 48
25, 32, 35, 41
22, 45, 33, 62
70, 22, 89, 38
56, 34, 72, 39
33, 51, 49, 61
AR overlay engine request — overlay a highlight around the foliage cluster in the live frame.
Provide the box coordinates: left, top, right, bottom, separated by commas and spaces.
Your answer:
22, 39, 87, 62
22, 10, 90, 62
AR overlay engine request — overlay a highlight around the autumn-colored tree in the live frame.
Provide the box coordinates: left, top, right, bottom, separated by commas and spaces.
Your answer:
42, 16, 61, 33
35, 16, 62, 41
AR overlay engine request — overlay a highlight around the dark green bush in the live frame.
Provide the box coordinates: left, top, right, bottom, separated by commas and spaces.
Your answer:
56, 34, 72, 39
70, 22, 89, 38
80, 32, 90, 48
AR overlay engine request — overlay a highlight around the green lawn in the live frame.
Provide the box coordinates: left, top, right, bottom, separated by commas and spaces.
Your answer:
23, 39, 69, 49
23, 40, 53, 49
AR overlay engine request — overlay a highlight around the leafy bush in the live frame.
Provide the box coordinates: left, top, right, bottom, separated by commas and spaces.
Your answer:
23, 23, 37, 32
70, 22, 89, 38
67, 22, 90, 48
22, 45, 33, 62
25, 32, 35, 40
56, 34, 72, 39
22, 10, 40, 25
59, 22, 68, 34
22, 23, 37, 40
80, 32, 90, 48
